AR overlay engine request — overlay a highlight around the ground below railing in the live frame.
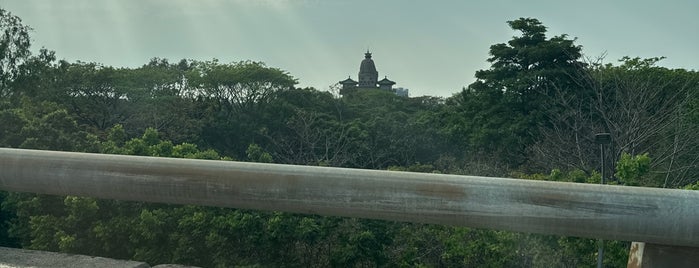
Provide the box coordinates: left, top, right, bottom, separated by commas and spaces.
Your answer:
0, 247, 198, 268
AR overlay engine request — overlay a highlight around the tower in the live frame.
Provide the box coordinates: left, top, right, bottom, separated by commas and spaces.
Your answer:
358, 51, 379, 88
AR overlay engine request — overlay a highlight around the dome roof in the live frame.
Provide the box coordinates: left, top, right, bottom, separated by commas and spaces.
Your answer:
359, 51, 378, 76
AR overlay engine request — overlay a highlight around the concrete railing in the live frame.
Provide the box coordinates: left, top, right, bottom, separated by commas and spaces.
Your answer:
1, 148, 698, 248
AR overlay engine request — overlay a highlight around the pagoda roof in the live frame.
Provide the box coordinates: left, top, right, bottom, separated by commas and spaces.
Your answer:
339, 76, 358, 84
378, 76, 396, 85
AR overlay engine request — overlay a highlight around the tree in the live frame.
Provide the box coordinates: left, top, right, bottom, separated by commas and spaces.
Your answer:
121, 58, 203, 144
530, 57, 699, 187
1, 127, 229, 263
54, 62, 132, 131
615, 152, 652, 186
9, 48, 64, 101
0, 98, 97, 151
0, 8, 32, 97
336, 90, 450, 169
246, 143, 273, 163
192, 60, 297, 115
442, 18, 584, 168
2, 11, 647, 265
190, 60, 297, 157
258, 87, 354, 166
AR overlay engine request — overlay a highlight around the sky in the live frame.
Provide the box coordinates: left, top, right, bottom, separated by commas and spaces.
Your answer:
1, 0, 698, 97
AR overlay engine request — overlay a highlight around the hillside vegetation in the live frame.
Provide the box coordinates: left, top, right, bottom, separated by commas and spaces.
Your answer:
1, 9, 698, 267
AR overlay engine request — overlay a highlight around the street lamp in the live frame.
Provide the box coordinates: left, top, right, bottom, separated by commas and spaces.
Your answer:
595, 133, 611, 184
594, 132, 611, 268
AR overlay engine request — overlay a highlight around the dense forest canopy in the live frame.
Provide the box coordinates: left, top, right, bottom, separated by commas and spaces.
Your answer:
1, 8, 698, 267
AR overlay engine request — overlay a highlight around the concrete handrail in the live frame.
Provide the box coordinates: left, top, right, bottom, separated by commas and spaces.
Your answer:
1, 148, 697, 247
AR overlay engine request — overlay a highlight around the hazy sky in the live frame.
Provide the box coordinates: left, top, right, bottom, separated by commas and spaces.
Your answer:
2, 0, 697, 97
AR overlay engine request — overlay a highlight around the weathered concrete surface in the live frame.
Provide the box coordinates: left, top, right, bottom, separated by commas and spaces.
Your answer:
151, 265, 202, 268
1, 148, 699, 247
0, 247, 149, 268
0, 247, 202, 268
627, 242, 699, 268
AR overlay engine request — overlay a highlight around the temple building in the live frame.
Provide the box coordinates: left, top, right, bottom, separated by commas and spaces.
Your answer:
339, 51, 401, 95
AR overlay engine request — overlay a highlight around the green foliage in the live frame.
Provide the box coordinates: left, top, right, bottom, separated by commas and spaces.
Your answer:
246, 143, 273, 163
0, 8, 32, 97
615, 153, 652, 186
6, 11, 691, 266
193, 60, 298, 158
107, 124, 126, 145
442, 17, 584, 169
0, 98, 98, 151
335, 90, 448, 169
122, 58, 203, 144
100, 126, 224, 160
1, 128, 232, 265
0, 191, 20, 247
514, 168, 600, 184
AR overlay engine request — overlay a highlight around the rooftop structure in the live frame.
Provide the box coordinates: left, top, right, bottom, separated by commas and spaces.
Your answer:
339, 51, 397, 95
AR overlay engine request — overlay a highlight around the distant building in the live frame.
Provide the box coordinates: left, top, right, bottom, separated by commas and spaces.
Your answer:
340, 51, 404, 96
394, 87, 409, 97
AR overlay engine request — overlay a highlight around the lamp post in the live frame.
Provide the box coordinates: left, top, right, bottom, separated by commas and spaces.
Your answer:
595, 133, 611, 184
595, 132, 611, 268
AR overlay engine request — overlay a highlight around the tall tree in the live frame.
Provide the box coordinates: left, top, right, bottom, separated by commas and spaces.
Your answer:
442, 18, 584, 168
11, 49, 66, 100
56, 62, 131, 131
191, 60, 297, 157
0, 8, 32, 98
192, 60, 297, 115
123, 58, 202, 143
